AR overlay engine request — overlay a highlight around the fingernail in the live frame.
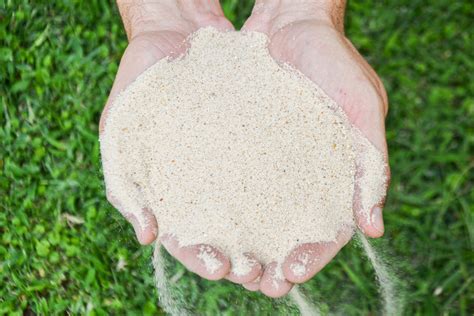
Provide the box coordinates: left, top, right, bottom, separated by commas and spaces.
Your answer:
371, 206, 384, 234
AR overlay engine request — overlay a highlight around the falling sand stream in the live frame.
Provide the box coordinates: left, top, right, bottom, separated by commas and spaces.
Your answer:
153, 231, 404, 315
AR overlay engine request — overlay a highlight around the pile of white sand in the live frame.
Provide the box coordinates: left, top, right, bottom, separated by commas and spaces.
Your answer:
100, 28, 386, 276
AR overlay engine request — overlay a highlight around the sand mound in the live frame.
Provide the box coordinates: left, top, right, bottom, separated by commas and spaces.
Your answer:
100, 27, 385, 274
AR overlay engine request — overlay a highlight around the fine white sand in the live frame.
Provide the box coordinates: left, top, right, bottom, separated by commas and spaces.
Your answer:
100, 27, 386, 275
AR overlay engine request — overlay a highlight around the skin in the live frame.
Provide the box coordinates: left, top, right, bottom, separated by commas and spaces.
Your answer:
100, 0, 390, 298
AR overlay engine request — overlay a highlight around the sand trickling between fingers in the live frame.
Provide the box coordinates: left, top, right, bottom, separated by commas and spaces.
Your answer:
100, 27, 388, 313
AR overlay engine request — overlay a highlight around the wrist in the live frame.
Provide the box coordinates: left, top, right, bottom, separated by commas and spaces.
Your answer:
117, 0, 225, 40
254, 0, 346, 33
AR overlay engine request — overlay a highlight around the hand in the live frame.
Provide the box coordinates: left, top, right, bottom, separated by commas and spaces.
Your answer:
99, 1, 262, 284
242, 0, 390, 297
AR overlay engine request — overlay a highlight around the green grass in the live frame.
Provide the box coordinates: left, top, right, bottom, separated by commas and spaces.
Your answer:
1, 0, 473, 314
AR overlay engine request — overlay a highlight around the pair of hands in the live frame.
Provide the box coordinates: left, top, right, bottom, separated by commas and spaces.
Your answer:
100, 0, 389, 298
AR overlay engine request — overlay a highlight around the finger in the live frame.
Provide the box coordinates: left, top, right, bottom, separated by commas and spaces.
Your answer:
242, 276, 261, 292
106, 191, 158, 245
160, 235, 230, 281
102, 151, 158, 245
226, 253, 262, 284
352, 144, 391, 238
134, 207, 159, 244
282, 228, 353, 283
357, 205, 384, 238
259, 262, 293, 298
123, 209, 158, 245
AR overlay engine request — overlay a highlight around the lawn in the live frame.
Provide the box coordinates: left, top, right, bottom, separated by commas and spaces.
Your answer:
1, 0, 473, 314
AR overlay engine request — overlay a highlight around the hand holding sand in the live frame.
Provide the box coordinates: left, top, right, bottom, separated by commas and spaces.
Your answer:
99, 1, 248, 281
100, 0, 389, 299
242, 0, 390, 296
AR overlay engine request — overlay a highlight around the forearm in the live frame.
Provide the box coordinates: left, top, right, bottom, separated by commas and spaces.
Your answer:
116, 0, 224, 39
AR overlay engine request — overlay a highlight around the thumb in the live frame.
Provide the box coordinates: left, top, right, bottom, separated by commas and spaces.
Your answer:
125, 208, 159, 245
106, 191, 158, 245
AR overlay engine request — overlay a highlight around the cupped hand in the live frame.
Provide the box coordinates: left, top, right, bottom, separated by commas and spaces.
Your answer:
242, 0, 390, 297
99, 1, 262, 284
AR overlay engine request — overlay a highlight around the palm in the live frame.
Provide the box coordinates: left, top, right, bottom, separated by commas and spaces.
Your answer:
268, 21, 388, 151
